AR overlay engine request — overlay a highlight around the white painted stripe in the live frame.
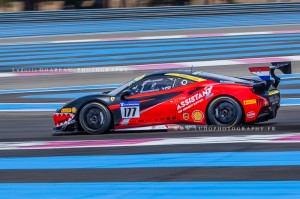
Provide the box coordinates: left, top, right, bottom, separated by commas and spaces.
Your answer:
139, 35, 187, 40
0, 73, 17, 77
281, 104, 300, 106
285, 55, 300, 61
0, 23, 295, 41
0, 133, 299, 150
251, 71, 270, 76
116, 125, 167, 131
226, 31, 272, 36
51, 39, 101, 44
193, 60, 240, 67
0, 109, 56, 112
47, 29, 300, 44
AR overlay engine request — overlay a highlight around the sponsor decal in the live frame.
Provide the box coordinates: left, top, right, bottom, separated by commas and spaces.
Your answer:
177, 86, 213, 113
269, 90, 279, 95
183, 113, 189, 120
166, 73, 206, 82
243, 99, 256, 105
53, 113, 75, 127
61, 107, 77, 113
120, 101, 140, 118
192, 110, 204, 122
111, 97, 115, 102
185, 125, 197, 131
247, 111, 256, 119
61, 108, 72, 113
165, 124, 184, 131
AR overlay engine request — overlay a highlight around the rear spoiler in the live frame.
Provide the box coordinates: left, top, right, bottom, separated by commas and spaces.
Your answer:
249, 62, 292, 89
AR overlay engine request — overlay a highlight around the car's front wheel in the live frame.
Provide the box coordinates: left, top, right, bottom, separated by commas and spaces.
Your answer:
207, 96, 243, 126
79, 102, 112, 134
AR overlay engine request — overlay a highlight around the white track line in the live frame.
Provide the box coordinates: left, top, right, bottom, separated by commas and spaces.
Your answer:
0, 133, 299, 150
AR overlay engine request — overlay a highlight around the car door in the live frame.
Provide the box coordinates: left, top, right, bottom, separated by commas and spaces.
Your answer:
118, 76, 183, 127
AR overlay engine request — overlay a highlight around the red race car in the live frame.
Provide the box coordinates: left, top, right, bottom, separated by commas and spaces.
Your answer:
53, 62, 291, 134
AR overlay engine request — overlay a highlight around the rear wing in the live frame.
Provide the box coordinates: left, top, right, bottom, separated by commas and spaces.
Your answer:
249, 62, 292, 88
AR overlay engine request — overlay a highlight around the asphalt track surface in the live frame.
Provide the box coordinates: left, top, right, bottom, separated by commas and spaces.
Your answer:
1, 24, 300, 198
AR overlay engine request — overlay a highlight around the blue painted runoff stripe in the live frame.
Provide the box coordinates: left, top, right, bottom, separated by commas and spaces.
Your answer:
243, 73, 300, 80
2, 42, 300, 65
0, 40, 288, 61
281, 98, 300, 105
1, 181, 300, 199
0, 12, 299, 38
280, 79, 300, 85
281, 89, 300, 95
0, 84, 120, 95
279, 73, 300, 79
0, 103, 64, 111
21, 92, 99, 99
2, 151, 300, 170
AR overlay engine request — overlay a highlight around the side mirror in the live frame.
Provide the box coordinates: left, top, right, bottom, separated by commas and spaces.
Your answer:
120, 90, 131, 100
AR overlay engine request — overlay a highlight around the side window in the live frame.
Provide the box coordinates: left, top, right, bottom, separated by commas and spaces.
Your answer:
129, 76, 176, 95
174, 77, 194, 88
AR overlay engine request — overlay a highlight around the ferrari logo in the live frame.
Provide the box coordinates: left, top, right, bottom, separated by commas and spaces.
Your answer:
192, 110, 204, 122
111, 97, 115, 102
183, 113, 189, 120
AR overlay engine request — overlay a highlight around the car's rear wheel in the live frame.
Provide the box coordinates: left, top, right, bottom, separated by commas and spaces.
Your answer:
79, 102, 111, 134
207, 96, 243, 126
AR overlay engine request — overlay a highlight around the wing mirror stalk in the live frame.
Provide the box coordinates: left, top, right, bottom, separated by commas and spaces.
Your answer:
120, 90, 131, 100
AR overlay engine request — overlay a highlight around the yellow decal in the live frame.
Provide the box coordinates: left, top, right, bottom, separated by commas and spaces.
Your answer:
269, 90, 279, 95
71, 107, 77, 113
166, 73, 206, 82
243, 99, 256, 105
192, 110, 204, 122
183, 113, 189, 120
134, 74, 145, 82
61, 108, 72, 113
111, 97, 115, 102
61, 107, 77, 113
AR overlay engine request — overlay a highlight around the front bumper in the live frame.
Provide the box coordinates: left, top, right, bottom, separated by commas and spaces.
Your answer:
52, 113, 79, 133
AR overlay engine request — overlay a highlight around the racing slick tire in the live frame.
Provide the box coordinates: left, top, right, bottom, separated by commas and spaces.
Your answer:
207, 96, 243, 126
79, 102, 112, 134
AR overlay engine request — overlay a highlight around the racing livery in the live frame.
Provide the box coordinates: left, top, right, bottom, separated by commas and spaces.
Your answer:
53, 62, 291, 134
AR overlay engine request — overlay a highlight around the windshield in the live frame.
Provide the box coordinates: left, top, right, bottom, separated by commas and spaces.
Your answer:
108, 74, 145, 96
108, 79, 134, 96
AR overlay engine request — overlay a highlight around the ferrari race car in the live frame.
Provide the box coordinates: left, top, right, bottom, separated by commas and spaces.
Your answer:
53, 62, 291, 134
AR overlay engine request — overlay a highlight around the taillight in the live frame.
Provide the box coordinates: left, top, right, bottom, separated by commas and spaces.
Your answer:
257, 98, 268, 106
256, 99, 264, 106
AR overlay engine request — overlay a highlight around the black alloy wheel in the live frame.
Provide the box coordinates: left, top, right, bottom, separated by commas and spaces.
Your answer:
207, 96, 243, 126
79, 102, 111, 134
